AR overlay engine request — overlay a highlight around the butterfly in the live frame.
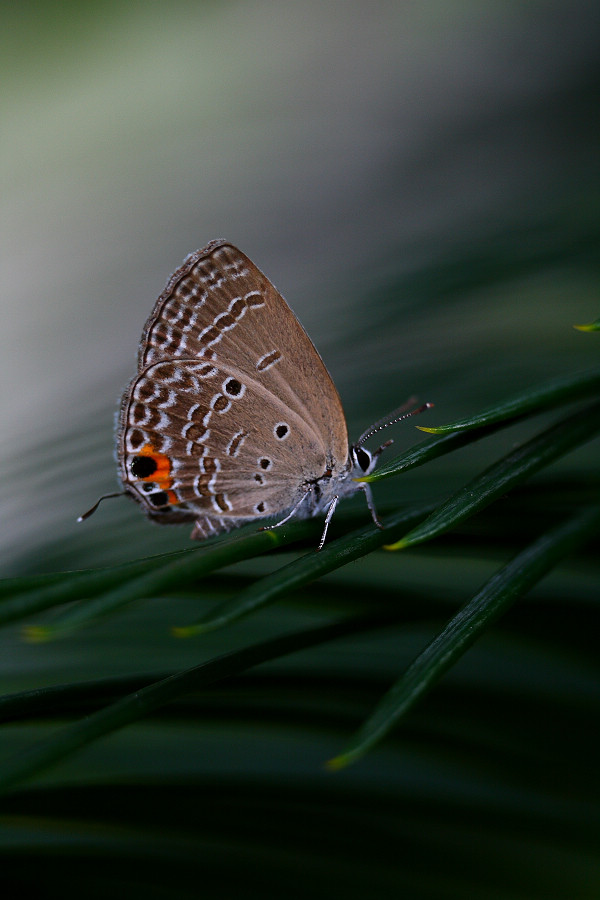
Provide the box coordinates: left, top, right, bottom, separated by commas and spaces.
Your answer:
80, 240, 430, 548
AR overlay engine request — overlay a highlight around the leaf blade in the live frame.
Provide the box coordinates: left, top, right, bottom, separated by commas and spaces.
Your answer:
387, 401, 600, 551
417, 366, 600, 435
330, 504, 600, 768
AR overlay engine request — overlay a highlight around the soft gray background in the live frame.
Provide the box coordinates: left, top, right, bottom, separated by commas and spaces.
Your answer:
2, 1, 599, 574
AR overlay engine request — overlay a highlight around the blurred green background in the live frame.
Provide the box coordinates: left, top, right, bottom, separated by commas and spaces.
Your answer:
1, 2, 599, 897
3, 0, 598, 573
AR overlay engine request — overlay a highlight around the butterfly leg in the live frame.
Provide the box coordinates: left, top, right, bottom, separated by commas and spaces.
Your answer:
356, 481, 384, 530
317, 495, 339, 551
259, 489, 310, 532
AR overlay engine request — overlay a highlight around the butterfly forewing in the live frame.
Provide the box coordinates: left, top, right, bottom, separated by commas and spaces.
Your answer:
117, 241, 350, 536
138, 241, 346, 453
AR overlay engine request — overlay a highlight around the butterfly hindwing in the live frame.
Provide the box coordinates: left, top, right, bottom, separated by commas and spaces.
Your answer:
118, 356, 330, 524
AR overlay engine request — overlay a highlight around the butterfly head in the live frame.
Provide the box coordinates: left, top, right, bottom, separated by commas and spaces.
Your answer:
349, 443, 377, 477
348, 399, 435, 483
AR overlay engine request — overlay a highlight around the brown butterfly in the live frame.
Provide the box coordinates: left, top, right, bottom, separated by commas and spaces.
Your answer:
80, 240, 430, 548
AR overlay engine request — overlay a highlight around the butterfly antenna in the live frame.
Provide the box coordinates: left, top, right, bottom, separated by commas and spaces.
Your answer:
356, 398, 434, 447
77, 492, 127, 522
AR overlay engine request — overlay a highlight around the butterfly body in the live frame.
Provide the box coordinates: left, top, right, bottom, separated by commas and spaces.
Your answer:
116, 240, 377, 544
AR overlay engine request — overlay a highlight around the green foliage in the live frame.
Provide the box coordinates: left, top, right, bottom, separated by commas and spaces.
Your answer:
3, 5, 600, 890
2, 356, 599, 897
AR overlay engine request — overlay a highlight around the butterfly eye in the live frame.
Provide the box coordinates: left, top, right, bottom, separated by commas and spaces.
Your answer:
354, 446, 372, 473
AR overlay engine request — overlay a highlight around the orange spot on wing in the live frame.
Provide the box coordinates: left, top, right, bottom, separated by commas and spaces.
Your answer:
137, 443, 178, 504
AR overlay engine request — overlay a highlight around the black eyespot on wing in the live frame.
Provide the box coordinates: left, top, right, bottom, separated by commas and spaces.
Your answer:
224, 377, 243, 397
131, 456, 158, 478
149, 491, 170, 507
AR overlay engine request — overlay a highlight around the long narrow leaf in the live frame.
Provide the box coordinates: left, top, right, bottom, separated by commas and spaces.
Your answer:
364, 367, 600, 482
366, 421, 507, 481
174, 505, 434, 635
0, 553, 186, 627
329, 505, 600, 768
417, 366, 600, 435
574, 317, 600, 332
0, 610, 399, 795
386, 401, 600, 551
23, 521, 317, 640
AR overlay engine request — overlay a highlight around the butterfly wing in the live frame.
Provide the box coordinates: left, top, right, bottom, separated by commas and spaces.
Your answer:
117, 241, 350, 537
